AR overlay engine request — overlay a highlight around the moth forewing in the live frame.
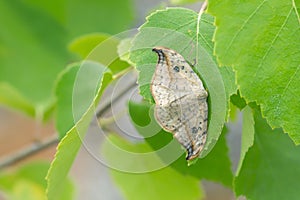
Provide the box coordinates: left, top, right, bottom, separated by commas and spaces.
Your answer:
151, 47, 208, 160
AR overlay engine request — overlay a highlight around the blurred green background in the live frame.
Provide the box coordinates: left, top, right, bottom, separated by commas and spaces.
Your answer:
0, 0, 235, 199
0, 0, 135, 199
0, 0, 134, 119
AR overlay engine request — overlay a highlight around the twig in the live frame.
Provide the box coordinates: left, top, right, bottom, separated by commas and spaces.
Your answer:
96, 78, 137, 118
0, 71, 137, 169
112, 66, 134, 80
0, 135, 59, 169
98, 109, 128, 130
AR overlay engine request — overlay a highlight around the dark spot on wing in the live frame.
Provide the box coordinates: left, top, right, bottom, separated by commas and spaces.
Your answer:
192, 127, 198, 134
192, 126, 202, 134
173, 66, 180, 72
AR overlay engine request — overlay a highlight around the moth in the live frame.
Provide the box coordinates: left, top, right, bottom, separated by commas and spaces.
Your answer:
151, 47, 208, 160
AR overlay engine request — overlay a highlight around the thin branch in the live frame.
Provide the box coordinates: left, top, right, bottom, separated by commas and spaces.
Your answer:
0, 135, 59, 169
96, 78, 137, 118
98, 109, 128, 129
112, 66, 134, 80
0, 72, 137, 169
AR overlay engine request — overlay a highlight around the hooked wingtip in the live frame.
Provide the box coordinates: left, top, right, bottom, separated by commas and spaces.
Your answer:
152, 47, 163, 54
152, 47, 165, 63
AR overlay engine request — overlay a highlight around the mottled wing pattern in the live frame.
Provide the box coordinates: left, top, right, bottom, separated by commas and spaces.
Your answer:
151, 47, 208, 160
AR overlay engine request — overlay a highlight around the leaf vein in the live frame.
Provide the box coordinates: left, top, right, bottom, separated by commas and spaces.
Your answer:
292, 0, 300, 25
198, 32, 213, 50
281, 64, 300, 101
252, 7, 293, 83
224, 0, 267, 56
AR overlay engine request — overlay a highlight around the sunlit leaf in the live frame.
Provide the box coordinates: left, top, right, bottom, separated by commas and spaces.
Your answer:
208, 0, 300, 144
46, 62, 112, 200
236, 106, 255, 174
69, 33, 130, 74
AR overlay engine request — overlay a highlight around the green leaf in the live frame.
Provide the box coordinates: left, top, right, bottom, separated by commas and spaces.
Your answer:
117, 37, 135, 66
0, 162, 74, 200
56, 34, 132, 139
0, 162, 50, 190
0, 83, 35, 116
169, 0, 201, 5
102, 134, 204, 200
234, 109, 300, 200
230, 91, 247, 110
228, 102, 238, 121
128, 101, 233, 187
236, 106, 255, 174
208, 0, 300, 144
69, 33, 111, 58
55, 64, 80, 138
11, 181, 46, 200
129, 8, 237, 157
46, 62, 112, 200
69, 33, 130, 74
0, 0, 133, 117
0, 0, 70, 117
61, 0, 134, 37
